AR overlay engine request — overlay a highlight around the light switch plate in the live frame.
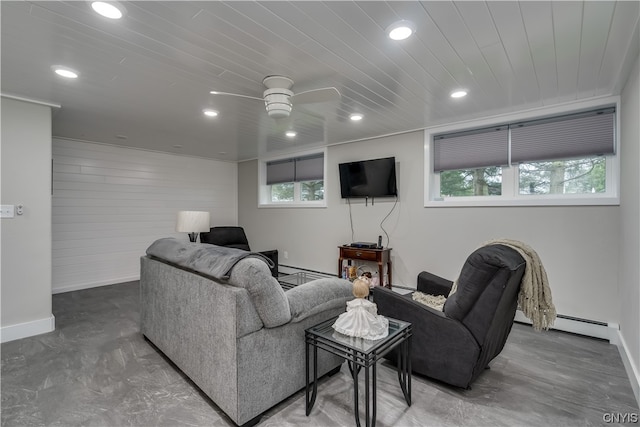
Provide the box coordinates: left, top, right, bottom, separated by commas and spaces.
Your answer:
1, 205, 15, 218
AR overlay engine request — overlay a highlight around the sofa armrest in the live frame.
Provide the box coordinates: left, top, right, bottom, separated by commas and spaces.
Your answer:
417, 271, 453, 296
286, 277, 353, 323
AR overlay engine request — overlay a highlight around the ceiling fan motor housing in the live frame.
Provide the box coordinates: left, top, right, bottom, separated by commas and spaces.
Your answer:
263, 87, 293, 118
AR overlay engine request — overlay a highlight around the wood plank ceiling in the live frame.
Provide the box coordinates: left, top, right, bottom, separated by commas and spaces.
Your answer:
1, 1, 638, 161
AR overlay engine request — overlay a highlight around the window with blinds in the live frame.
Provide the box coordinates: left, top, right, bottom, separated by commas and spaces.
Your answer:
261, 151, 326, 206
433, 108, 614, 171
425, 104, 619, 206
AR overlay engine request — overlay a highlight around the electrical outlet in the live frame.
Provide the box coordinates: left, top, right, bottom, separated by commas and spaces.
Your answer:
0, 205, 14, 218
284, 251, 289, 259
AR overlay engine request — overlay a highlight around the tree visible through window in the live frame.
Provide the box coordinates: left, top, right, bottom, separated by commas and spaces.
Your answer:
301, 180, 324, 201
271, 183, 294, 201
430, 106, 616, 204
440, 167, 502, 197
269, 180, 324, 202
519, 157, 605, 195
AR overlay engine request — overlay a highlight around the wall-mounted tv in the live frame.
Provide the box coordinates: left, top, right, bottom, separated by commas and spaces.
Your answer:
339, 156, 398, 199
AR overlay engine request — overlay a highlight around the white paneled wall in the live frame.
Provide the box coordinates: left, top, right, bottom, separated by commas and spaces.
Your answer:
52, 138, 237, 293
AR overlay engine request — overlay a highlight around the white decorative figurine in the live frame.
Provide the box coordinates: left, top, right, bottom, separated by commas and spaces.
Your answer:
332, 277, 389, 340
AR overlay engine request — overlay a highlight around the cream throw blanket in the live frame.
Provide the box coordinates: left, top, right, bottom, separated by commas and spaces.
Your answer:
412, 292, 446, 311
416, 239, 556, 331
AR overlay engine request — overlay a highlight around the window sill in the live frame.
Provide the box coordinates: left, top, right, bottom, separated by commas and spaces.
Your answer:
259, 202, 327, 209
424, 195, 619, 207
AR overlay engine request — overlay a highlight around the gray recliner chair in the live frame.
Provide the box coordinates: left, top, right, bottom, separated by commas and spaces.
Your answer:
373, 244, 526, 389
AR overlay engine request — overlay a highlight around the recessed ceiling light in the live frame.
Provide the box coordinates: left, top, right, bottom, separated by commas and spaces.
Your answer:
51, 66, 79, 79
91, 1, 124, 19
285, 130, 297, 138
450, 90, 468, 98
203, 109, 219, 117
349, 113, 364, 121
387, 20, 415, 41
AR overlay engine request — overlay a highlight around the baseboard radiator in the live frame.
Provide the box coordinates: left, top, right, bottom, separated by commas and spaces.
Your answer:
282, 276, 618, 343
514, 311, 618, 343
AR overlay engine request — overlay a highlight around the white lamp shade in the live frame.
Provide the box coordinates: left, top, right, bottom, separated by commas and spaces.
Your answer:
176, 211, 210, 232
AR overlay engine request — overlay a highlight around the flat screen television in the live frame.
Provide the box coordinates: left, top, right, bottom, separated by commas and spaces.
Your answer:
339, 157, 398, 199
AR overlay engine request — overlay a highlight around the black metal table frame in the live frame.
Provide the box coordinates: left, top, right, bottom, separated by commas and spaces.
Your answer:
305, 317, 412, 427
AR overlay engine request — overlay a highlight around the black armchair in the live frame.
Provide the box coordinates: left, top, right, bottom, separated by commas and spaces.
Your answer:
199, 226, 278, 277
374, 244, 526, 389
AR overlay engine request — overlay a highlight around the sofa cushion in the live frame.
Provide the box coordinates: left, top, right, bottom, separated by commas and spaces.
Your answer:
146, 237, 273, 280
146, 238, 289, 328
228, 258, 291, 328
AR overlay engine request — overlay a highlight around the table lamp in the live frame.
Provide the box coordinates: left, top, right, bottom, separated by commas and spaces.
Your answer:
176, 210, 210, 242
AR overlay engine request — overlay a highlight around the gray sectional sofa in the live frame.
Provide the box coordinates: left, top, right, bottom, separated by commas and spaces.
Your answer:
140, 238, 353, 426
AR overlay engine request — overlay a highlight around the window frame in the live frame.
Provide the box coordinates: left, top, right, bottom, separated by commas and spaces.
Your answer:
259, 148, 327, 208
424, 97, 620, 207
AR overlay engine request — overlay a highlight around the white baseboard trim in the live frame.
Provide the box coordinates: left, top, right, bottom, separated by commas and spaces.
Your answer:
1, 314, 55, 343
616, 330, 640, 409
52, 275, 140, 294
514, 311, 618, 342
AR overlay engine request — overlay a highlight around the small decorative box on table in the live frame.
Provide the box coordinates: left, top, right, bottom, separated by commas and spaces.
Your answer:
305, 316, 412, 427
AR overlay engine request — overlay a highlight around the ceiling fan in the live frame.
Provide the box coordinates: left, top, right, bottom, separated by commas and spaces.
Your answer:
210, 75, 340, 119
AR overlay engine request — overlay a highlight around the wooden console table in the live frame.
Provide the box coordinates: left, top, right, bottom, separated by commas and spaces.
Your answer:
338, 246, 392, 289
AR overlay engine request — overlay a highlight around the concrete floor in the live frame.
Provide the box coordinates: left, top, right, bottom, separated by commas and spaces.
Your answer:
2, 281, 638, 426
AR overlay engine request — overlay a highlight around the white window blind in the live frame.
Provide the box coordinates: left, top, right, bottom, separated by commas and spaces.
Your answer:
266, 158, 295, 185
266, 153, 323, 185
433, 126, 509, 172
510, 108, 615, 163
433, 107, 615, 171
294, 154, 324, 181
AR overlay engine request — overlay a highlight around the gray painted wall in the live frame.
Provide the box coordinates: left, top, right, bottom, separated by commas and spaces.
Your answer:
619, 55, 640, 404
239, 126, 621, 326
1, 97, 54, 340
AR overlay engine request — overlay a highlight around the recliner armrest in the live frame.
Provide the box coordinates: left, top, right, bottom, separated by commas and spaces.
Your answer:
373, 287, 477, 347
373, 286, 481, 388
417, 271, 453, 296
373, 286, 447, 320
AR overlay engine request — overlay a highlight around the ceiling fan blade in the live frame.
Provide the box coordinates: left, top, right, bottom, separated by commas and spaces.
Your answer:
210, 91, 263, 101
291, 87, 340, 105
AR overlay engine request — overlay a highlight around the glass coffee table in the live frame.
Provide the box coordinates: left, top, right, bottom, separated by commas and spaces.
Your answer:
278, 270, 330, 290
305, 316, 412, 427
